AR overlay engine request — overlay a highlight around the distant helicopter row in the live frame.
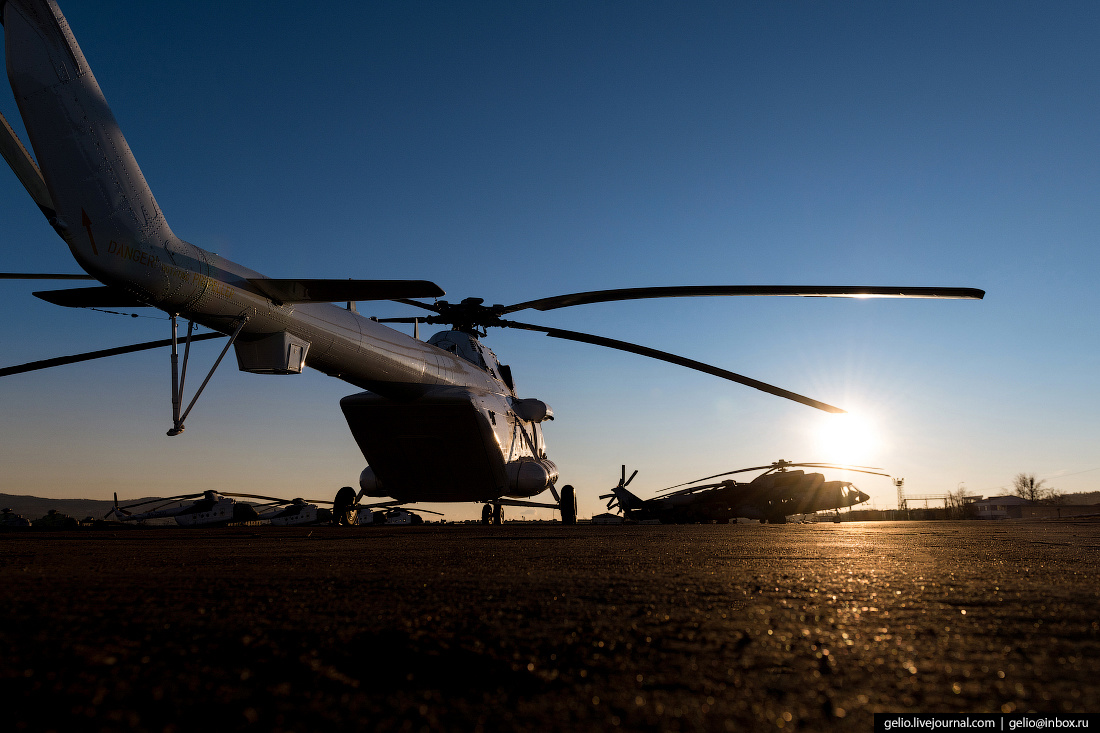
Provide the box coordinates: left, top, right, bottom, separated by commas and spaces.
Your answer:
104, 490, 439, 527
97, 458, 883, 528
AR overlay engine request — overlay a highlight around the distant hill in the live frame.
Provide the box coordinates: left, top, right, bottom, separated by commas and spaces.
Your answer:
1061, 491, 1100, 505
0, 494, 176, 522
0, 493, 278, 523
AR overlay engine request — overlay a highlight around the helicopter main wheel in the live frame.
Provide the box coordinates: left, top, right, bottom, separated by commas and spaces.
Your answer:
481, 504, 493, 525
559, 484, 577, 525
333, 486, 358, 526
233, 503, 260, 523
493, 503, 504, 525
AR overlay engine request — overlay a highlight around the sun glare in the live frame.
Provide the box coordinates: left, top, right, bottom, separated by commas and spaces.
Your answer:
812, 411, 881, 466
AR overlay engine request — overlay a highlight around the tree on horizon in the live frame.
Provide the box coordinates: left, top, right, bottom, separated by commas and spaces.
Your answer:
1012, 473, 1056, 503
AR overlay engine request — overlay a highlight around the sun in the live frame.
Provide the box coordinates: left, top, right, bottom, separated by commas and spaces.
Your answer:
811, 411, 881, 466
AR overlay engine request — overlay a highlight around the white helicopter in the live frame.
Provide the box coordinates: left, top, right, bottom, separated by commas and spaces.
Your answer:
234, 495, 334, 527
106, 491, 260, 527
0, 1, 983, 525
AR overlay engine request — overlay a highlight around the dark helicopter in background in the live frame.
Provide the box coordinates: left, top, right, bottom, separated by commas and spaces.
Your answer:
602, 460, 889, 524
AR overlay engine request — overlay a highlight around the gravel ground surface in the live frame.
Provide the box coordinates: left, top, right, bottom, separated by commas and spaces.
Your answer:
2, 520, 1098, 731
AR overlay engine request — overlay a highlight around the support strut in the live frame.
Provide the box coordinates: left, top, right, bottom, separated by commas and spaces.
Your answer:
167, 315, 247, 436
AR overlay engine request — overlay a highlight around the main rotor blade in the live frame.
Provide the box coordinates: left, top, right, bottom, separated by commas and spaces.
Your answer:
659, 460, 893, 494
501, 285, 985, 315
119, 493, 206, 511
660, 482, 729, 499
222, 492, 331, 505
389, 298, 444, 313
0, 272, 96, 280
374, 316, 421, 324
247, 279, 444, 305
0, 332, 225, 377
791, 463, 890, 477
147, 498, 194, 513
660, 464, 780, 492
221, 492, 292, 505
387, 506, 446, 516
795, 461, 884, 470
501, 319, 845, 413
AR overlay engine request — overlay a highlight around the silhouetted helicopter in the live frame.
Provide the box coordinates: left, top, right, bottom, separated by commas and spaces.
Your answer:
1, 507, 31, 527
358, 506, 445, 526
602, 460, 887, 524
0, 0, 982, 524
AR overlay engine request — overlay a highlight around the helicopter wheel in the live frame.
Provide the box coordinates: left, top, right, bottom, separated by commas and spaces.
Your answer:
333, 486, 358, 526
481, 504, 493, 525
559, 485, 577, 525
493, 504, 504, 525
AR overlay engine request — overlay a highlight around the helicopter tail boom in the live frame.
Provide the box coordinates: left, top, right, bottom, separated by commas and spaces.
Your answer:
4, 0, 176, 271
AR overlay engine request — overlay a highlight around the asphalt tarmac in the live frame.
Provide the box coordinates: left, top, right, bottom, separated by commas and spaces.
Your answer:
2, 520, 1098, 732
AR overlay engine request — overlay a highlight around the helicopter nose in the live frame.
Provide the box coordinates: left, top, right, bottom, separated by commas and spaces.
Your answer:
855, 489, 870, 505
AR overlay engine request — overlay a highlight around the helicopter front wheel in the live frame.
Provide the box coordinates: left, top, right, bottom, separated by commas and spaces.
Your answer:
559, 485, 577, 525
333, 486, 358, 526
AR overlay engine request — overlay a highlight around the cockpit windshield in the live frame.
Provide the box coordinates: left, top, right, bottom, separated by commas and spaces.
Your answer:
428, 331, 505, 380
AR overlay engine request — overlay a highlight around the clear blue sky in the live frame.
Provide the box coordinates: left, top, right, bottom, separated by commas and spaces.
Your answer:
1, 1, 1097, 519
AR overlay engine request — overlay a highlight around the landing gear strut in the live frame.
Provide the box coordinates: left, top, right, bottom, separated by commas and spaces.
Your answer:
167, 314, 247, 436
479, 486, 578, 526
481, 503, 503, 525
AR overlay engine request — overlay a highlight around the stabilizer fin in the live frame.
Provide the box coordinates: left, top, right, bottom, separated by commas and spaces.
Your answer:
33, 285, 149, 309
0, 109, 54, 216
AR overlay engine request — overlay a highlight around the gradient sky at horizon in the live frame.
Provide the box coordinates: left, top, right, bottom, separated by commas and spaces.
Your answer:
1, 1, 1098, 520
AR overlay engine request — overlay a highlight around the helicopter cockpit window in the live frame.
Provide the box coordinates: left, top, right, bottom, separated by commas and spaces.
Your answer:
428, 332, 488, 370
